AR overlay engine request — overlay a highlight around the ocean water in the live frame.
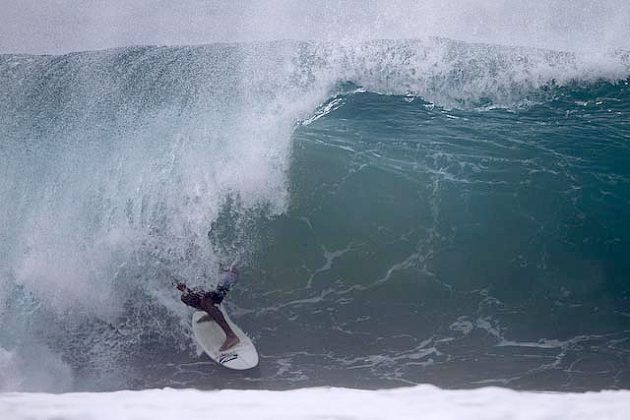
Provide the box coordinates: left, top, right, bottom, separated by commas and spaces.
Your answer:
0, 38, 629, 394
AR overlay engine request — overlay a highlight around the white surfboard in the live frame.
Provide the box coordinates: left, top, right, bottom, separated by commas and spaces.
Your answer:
191, 306, 258, 370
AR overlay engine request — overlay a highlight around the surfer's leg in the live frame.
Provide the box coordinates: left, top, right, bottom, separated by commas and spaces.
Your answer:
202, 304, 240, 351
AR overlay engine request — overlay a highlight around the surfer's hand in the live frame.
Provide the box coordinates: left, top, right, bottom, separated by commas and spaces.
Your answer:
176, 282, 187, 292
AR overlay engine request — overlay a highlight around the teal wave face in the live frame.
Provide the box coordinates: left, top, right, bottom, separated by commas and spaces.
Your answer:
0, 41, 628, 392
252, 83, 630, 390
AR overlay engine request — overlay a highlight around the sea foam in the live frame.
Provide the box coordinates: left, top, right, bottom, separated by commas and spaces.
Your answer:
2, 385, 630, 420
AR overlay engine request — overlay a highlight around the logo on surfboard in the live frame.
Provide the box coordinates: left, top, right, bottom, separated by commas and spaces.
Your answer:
218, 352, 239, 364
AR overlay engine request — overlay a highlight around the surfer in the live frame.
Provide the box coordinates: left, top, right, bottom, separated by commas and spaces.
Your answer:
176, 266, 240, 351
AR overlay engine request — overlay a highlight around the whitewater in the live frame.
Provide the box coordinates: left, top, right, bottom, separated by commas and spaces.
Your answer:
1, 1, 629, 419
2, 386, 630, 420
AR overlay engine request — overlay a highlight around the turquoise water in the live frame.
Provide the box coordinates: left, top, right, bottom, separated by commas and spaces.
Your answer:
261, 85, 630, 389
0, 40, 628, 392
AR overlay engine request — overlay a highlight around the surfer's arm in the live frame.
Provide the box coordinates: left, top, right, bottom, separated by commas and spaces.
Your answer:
217, 267, 239, 290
